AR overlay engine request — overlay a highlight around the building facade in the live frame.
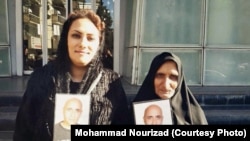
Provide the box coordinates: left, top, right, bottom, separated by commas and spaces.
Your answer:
0, 0, 250, 97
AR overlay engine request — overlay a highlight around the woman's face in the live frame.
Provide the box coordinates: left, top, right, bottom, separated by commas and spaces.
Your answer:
67, 18, 100, 67
154, 61, 179, 99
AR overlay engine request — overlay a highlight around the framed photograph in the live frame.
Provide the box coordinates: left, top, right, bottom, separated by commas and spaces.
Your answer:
53, 93, 90, 141
133, 99, 173, 125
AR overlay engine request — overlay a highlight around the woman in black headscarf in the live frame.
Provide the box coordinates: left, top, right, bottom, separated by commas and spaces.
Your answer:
14, 9, 130, 141
133, 52, 207, 125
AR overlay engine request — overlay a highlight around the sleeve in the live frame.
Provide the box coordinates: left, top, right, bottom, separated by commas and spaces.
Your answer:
13, 67, 53, 140
109, 78, 133, 125
13, 74, 37, 141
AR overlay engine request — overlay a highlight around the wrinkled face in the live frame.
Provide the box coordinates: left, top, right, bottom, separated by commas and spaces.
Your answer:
67, 18, 100, 67
143, 105, 163, 125
154, 61, 179, 99
63, 99, 83, 126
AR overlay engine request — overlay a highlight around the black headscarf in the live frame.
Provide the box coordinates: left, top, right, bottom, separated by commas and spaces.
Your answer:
133, 52, 208, 125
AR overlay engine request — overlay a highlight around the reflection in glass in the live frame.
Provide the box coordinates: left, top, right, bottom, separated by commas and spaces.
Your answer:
141, 0, 202, 45
205, 50, 250, 85
22, 0, 66, 74
23, 0, 42, 74
96, 0, 114, 69
207, 0, 250, 46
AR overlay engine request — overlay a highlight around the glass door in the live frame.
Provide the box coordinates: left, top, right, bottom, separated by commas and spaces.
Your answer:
23, 0, 42, 74
48, 0, 67, 63
0, 0, 10, 76
22, 0, 67, 75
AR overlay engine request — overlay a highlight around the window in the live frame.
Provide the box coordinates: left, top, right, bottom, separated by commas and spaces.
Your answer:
204, 0, 250, 85
0, 0, 10, 76
0, 0, 9, 45
124, 0, 250, 86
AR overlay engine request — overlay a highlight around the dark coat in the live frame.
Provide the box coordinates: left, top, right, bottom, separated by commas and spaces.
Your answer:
133, 52, 208, 125
13, 62, 130, 141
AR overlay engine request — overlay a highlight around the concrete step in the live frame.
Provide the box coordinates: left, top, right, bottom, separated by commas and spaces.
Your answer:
205, 109, 250, 125
0, 91, 23, 132
0, 106, 18, 131
0, 93, 22, 107
0, 98, 250, 141
0, 131, 13, 141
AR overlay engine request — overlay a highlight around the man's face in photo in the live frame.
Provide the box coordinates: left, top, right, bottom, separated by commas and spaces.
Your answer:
63, 98, 83, 125
143, 104, 163, 125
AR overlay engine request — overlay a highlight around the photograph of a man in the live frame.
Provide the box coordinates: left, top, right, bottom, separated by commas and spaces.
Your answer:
133, 99, 172, 125
143, 104, 163, 125
54, 97, 83, 141
57, 97, 83, 129
53, 94, 90, 141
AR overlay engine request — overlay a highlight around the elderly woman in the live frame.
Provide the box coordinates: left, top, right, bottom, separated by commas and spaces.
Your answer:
133, 52, 207, 125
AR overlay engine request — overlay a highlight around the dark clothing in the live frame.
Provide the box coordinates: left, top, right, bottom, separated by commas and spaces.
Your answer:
13, 62, 130, 141
133, 52, 208, 125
